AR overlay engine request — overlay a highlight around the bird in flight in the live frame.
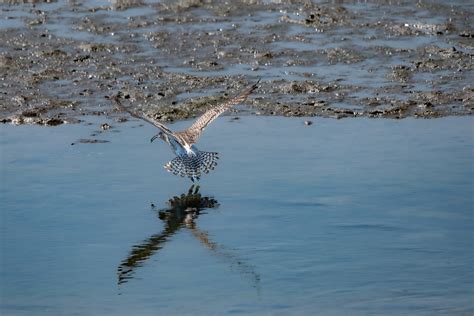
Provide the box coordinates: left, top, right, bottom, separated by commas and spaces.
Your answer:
112, 79, 259, 182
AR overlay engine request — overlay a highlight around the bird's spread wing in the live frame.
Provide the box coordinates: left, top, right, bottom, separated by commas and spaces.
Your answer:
175, 79, 260, 145
111, 95, 173, 135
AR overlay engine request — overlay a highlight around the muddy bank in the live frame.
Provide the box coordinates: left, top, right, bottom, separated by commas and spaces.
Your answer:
0, 0, 473, 126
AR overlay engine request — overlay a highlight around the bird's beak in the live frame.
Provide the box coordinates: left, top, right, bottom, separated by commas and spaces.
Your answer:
150, 134, 159, 143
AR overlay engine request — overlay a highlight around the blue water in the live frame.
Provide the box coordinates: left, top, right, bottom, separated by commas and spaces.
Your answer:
1, 116, 473, 315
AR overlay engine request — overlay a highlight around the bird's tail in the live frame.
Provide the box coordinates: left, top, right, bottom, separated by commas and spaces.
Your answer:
164, 151, 219, 182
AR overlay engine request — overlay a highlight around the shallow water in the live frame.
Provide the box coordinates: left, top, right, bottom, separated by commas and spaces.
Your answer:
1, 1, 473, 122
1, 116, 473, 315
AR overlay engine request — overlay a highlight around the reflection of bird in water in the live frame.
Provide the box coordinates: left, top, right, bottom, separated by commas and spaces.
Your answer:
117, 185, 260, 290
112, 80, 259, 182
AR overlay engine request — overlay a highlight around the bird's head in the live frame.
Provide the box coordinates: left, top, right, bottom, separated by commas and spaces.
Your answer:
150, 132, 166, 143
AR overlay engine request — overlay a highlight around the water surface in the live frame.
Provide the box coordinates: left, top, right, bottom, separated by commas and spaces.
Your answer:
1, 116, 473, 315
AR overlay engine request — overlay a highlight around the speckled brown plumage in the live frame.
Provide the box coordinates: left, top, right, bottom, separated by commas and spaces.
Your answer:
175, 79, 260, 145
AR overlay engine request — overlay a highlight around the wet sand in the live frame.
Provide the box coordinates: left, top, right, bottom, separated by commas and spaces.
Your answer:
0, 0, 473, 125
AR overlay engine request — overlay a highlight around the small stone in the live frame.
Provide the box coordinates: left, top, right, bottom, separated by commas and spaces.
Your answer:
116, 117, 128, 123
44, 118, 63, 126
101, 123, 111, 130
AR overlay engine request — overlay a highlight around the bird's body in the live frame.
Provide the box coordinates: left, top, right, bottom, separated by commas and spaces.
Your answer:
113, 80, 259, 182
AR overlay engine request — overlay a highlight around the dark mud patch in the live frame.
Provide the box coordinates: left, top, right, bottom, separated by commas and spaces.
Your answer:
1, 0, 473, 125
71, 138, 110, 145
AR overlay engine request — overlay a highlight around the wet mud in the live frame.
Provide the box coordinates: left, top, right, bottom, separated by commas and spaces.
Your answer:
0, 0, 473, 125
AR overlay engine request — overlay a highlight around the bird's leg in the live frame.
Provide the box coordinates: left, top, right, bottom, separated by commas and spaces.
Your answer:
150, 134, 160, 143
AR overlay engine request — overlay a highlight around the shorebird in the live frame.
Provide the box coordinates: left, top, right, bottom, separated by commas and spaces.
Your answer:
112, 79, 259, 182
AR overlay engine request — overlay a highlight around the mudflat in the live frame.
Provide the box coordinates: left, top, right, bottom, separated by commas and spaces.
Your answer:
0, 0, 473, 126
